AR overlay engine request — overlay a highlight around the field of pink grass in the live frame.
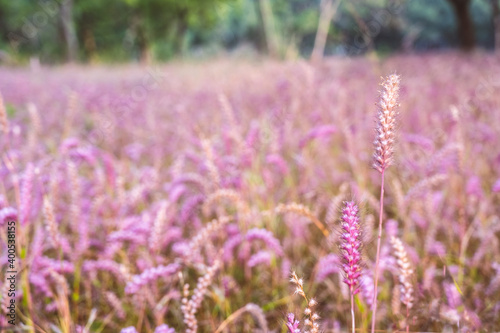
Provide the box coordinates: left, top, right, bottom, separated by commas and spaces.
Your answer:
0, 52, 499, 332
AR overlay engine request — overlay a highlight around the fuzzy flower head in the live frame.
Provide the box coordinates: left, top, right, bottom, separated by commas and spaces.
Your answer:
390, 236, 414, 309
373, 74, 401, 173
339, 201, 362, 294
286, 313, 301, 333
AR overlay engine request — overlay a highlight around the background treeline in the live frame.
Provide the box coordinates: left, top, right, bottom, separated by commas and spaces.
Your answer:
0, 0, 498, 63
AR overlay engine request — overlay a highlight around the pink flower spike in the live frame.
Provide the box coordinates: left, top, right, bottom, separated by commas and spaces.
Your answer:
339, 201, 362, 294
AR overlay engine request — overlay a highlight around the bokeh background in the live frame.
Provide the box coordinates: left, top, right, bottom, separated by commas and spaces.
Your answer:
0, 0, 498, 63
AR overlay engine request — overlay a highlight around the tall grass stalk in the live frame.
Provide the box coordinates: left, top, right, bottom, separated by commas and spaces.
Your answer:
371, 74, 401, 333
339, 201, 362, 333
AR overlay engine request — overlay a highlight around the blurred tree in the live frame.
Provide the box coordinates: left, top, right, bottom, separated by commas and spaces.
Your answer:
492, 0, 500, 50
446, 0, 475, 51
74, 0, 131, 61
311, 0, 341, 61
0, 0, 498, 61
60, 0, 79, 61
118, 0, 234, 61
258, 0, 280, 57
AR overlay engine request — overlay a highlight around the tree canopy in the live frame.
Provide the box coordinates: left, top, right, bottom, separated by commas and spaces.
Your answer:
0, 0, 496, 63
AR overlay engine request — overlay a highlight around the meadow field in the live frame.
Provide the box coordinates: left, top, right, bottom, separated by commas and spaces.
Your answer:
0, 52, 499, 332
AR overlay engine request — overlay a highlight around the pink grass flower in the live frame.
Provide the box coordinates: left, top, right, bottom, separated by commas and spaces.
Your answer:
286, 313, 302, 333
373, 74, 401, 173
340, 201, 362, 294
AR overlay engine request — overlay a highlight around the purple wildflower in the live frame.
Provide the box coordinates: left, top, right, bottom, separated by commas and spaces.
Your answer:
69, 147, 98, 165
29, 273, 53, 298
444, 282, 462, 309
168, 184, 187, 203
0, 207, 17, 227
316, 254, 340, 282
385, 219, 399, 237
108, 230, 147, 245
492, 178, 500, 193
299, 124, 337, 149
125, 263, 180, 294
466, 175, 483, 198
248, 250, 272, 268
20, 163, 35, 226
180, 194, 204, 223
74, 325, 88, 333
281, 259, 291, 279
266, 154, 289, 174
403, 133, 434, 151
360, 273, 374, 307
339, 201, 362, 294
154, 324, 175, 333
162, 227, 183, 249
59, 137, 80, 153
246, 228, 283, 256
36, 257, 74, 274
45, 302, 58, 313
286, 313, 301, 333
124, 143, 144, 161
221, 232, 242, 261
83, 260, 129, 282
105, 291, 125, 319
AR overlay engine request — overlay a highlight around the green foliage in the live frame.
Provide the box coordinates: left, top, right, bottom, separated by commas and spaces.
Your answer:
405, 0, 460, 48
0, 0, 497, 62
